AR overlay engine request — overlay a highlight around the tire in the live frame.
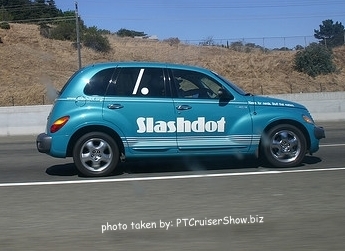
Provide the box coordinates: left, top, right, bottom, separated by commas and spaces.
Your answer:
260, 124, 307, 168
73, 132, 119, 177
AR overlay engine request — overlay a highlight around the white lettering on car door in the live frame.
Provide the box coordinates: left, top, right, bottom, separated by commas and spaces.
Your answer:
136, 117, 226, 133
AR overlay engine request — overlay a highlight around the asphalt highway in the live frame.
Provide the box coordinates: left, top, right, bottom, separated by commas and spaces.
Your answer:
0, 121, 344, 250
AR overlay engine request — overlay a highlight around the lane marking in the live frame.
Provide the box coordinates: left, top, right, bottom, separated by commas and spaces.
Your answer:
320, 143, 345, 147
1, 167, 345, 188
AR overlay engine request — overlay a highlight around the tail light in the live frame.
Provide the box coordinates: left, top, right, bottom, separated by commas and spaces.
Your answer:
50, 116, 70, 133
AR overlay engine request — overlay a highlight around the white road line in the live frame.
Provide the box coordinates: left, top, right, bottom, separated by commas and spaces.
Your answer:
320, 143, 345, 147
1, 167, 345, 188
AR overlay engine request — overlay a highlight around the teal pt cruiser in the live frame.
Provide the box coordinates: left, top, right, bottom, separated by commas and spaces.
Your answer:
37, 62, 325, 177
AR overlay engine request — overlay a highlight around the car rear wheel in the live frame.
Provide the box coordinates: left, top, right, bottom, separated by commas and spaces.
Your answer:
73, 132, 119, 177
260, 124, 307, 167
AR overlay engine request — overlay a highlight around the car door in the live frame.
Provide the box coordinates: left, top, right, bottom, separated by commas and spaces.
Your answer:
169, 68, 255, 153
102, 66, 177, 155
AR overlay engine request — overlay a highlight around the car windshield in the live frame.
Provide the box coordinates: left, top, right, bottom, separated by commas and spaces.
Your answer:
211, 71, 248, 95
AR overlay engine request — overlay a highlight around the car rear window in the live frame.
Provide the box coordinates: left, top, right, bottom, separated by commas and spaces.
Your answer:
106, 67, 166, 97
84, 68, 116, 96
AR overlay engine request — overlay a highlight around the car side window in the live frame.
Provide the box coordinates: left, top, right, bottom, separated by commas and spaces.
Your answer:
106, 67, 166, 97
171, 69, 222, 99
84, 68, 115, 96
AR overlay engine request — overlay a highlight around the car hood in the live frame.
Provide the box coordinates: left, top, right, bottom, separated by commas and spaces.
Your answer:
249, 95, 307, 110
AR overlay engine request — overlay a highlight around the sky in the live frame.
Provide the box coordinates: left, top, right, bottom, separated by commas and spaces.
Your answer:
54, 0, 345, 49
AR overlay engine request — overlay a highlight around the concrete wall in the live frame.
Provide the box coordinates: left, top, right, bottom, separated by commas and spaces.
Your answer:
0, 105, 51, 136
0, 92, 344, 136
271, 92, 345, 122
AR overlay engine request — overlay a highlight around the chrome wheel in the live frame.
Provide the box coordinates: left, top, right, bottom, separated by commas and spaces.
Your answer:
270, 130, 301, 163
73, 132, 119, 176
79, 138, 113, 172
261, 124, 307, 167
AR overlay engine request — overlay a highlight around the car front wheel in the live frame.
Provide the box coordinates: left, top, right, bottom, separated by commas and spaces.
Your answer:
260, 124, 307, 167
73, 132, 119, 177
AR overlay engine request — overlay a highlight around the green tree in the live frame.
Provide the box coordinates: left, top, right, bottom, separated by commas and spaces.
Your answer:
1, 0, 32, 21
0, 5, 13, 21
0, 0, 62, 22
116, 28, 146, 37
314, 19, 344, 48
295, 45, 304, 51
294, 43, 336, 77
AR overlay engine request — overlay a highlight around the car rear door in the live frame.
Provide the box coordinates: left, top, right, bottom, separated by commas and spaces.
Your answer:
102, 66, 178, 155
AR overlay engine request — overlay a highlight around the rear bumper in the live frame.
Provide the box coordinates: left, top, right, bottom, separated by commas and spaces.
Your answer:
36, 133, 52, 153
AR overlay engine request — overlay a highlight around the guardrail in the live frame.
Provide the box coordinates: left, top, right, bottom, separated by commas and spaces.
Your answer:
0, 92, 344, 136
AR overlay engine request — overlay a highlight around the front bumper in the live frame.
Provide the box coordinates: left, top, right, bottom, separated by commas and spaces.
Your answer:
314, 126, 325, 140
36, 133, 52, 153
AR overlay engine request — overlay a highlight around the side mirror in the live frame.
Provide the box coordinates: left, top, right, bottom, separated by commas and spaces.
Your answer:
218, 88, 233, 106
218, 88, 234, 100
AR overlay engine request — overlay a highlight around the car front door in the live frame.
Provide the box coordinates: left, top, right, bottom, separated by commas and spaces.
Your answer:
170, 68, 255, 154
102, 66, 177, 155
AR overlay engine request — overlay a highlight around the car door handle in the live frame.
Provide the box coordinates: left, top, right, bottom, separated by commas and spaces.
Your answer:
107, 104, 124, 109
176, 105, 192, 110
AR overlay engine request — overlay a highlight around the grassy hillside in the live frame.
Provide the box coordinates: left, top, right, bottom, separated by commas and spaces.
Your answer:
1, 23, 345, 106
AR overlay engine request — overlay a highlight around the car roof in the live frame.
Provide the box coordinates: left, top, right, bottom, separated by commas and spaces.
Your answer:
84, 61, 212, 74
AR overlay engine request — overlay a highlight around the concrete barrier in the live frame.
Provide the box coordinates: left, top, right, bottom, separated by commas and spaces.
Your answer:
0, 105, 51, 136
0, 92, 344, 136
271, 92, 345, 122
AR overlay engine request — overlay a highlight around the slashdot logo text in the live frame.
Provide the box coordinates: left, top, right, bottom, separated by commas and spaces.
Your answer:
137, 117, 226, 133
101, 215, 264, 233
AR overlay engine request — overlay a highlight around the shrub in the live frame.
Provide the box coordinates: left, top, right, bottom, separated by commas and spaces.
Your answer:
83, 28, 111, 52
39, 22, 111, 53
295, 45, 304, 51
294, 43, 336, 77
39, 22, 76, 41
49, 22, 76, 41
163, 37, 180, 46
0, 22, 10, 30
39, 23, 51, 38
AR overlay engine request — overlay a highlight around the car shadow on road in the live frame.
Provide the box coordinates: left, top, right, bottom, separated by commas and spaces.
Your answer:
123, 156, 259, 174
302, 155, 322, 165
45, 155, 322, 177
46, 163, 79, 176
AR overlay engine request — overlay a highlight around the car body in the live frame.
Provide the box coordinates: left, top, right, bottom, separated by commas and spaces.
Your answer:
36, 62, 325, 176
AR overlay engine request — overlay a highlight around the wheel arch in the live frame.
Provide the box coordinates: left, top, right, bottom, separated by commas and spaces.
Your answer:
66, 125, 125, 158
260, 119, 311, 151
